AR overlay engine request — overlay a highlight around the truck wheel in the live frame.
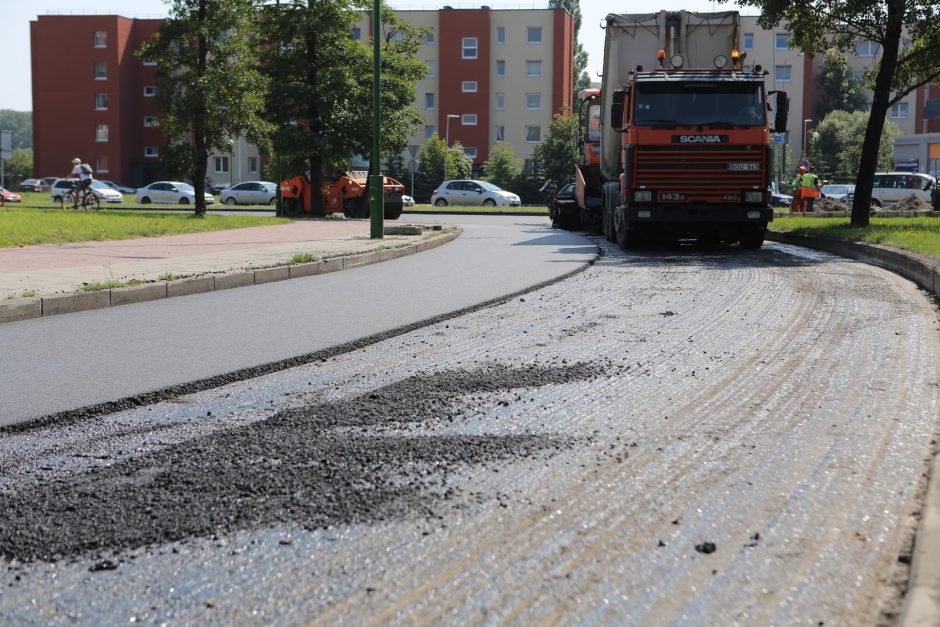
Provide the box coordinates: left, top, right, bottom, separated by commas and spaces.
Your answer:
614, 206, 638, 249
739, 227, 765, 249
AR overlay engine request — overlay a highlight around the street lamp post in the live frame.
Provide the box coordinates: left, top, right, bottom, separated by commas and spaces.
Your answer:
444, 114, 459, 182
227, 139, 235, 187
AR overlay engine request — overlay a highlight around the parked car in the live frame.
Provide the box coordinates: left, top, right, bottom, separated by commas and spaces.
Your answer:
208, 182, 230, 194
870, 172, 937, 208
39, 177, 58, 192
1, 187, 22, 203
18, 178, 43, 192
50, 179, 123, 204
820, 183, 855, 202
431, 180, 521, 207
98, 180, 136, 194
219, 181, 276, 205
770, 191, 793, 208
135, 181, 215, 205
402, 194, 416, 207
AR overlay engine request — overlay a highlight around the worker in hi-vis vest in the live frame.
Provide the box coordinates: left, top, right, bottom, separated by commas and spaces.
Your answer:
790, 165, 807, 213
801, 165, 822, 212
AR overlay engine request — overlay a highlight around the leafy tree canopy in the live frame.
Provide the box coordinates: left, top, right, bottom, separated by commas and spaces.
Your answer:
814, 49, 867, 120
6, 148, 34, 181
138, 0, 271, 214
482, 142, 523, 191
809, 110, 900, 181
739, 0, 940, 225
416, 133, 471, 183
533, 108, 578, 186
0, 111, 32, 150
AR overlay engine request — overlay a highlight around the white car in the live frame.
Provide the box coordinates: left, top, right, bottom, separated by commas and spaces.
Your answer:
431, 180, 521, 207
135, 181, 215, 205
870, 172, 937, 208
50, 179, 124, 203
220, 181, 276, 205
402, 194, 416, 207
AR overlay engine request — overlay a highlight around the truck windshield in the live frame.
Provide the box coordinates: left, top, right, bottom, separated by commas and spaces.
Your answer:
634, 82, 765, 127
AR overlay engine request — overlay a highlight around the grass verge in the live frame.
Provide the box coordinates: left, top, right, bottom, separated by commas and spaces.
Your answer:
771, 215, 940, 260
0, 207, 291, 248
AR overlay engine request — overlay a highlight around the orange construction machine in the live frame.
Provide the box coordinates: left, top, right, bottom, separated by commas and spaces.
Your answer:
280, 170, 405, 220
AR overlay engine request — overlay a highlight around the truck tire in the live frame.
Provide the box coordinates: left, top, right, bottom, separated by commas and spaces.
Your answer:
739, 227, 765, 249
614, 206, 639, 249
602, 183, 618, 243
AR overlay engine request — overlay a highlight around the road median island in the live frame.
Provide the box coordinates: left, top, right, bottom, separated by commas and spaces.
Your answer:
0, 225, 461, 325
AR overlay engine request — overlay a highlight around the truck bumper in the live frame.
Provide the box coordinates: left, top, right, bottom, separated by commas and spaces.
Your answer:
626, 204, 773, 225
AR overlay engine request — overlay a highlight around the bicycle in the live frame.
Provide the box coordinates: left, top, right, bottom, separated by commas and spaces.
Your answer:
61, 181, 100, 211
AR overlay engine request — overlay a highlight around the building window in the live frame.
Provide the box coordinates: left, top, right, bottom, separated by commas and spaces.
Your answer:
144, 116, 158, 127
95, 93, 108, 110
856, 40, 879, 57
388, 30, 404, 44
775, 65, 792, 82
427, 60, 436, 77
890, 102, 909, 119
462, 114, 477, 126
527, 27, 542, 44
464, 147, 477, 159
425, 125, 435, 139
743, 33, 754, 51
426, 27, 435, 44
496, 60, 505, 77
352, 27, 361, 40
462, 81, 478, 93
425, 93, 435, 111
496, 92, 505, 111
144, 85, 157, 97
214, 156, 229, 173
95, 124, 108, 142
495, 125, 505, 141
462, 37, 478, 59
94, 62, 107, 80
775, 33, 791, 49
93, 31, 107, 48
496, 26, 505, 45
526, 60, 542, 77
248, 156, 258, 173
144, 146, 159, 158
526, 93, 542, 110
525, 126, 541, 143
95, 155, 109, 173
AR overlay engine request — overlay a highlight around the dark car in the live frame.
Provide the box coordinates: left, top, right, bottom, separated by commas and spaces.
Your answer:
208, 183, 230, 194
549, 182, 581, 229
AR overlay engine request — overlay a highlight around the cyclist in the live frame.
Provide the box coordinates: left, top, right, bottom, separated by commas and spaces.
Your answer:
64, 157, 94, 202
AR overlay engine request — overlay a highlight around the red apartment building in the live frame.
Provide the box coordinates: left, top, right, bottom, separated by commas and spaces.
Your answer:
31, 15, 164, 186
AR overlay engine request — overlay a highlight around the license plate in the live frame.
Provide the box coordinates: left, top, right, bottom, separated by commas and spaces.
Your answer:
727, 163, 760, 171
660, 193, 686, 201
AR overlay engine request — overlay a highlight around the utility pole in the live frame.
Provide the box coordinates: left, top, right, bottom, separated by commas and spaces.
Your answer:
369, 0, 384, 239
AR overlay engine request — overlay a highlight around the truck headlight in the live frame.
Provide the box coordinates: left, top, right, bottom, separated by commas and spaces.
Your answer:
744, 191, 764, 203
634, 190, 652, 202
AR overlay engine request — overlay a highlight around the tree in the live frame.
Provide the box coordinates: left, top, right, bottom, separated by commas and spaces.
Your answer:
416, 133, 471, 184
813, 49, 867, 120
809, 110, 900, 181
0, 111, 32, 150
482, 142, 523, 191
532, 108, 578, 186
549, 0, 592, 99
6, 148, 33, 183
259, 1, 425, 216
740, 0, 940, 226
138, 0, 271, 216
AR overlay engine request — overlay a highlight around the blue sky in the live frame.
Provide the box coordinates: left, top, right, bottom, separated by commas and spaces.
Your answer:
0, 0, 744, 112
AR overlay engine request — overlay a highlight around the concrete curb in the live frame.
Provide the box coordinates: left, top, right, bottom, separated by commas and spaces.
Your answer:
765, 230, 940, 627
0, 228, 460, 325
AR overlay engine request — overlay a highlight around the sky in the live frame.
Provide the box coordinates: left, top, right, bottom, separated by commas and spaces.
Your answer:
0, 0, 748, 112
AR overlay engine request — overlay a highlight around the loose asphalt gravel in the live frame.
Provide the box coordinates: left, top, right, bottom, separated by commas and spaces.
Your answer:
1, 235, 939, 625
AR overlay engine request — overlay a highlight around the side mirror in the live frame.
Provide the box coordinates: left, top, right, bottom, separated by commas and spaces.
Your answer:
610, 90, 626, 132
769, 91, 789, 133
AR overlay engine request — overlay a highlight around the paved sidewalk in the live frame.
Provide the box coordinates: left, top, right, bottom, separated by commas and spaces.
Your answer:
0, 219, 439, 300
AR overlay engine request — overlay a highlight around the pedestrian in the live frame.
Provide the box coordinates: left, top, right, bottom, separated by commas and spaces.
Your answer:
790, 166, 807, 213
801, 165, 821, 212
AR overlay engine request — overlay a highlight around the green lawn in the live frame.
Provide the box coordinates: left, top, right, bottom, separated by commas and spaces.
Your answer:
0, 207, 291, 248
771, 215, 940, 260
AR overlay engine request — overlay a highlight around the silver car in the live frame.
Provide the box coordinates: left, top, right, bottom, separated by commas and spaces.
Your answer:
431, 180, 521, 207
220, 181, 277, 205
820, 183, 855, 202
870, 172, 936, 207
135, 181, 215, 205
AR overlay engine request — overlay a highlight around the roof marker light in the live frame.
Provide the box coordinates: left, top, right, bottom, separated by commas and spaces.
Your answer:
657, 49, 666, 67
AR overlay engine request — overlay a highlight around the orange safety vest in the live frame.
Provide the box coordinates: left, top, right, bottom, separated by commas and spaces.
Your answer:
801, 173, 820, 198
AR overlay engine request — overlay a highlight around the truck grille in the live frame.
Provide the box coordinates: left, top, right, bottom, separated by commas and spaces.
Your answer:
635, 145, 765, 194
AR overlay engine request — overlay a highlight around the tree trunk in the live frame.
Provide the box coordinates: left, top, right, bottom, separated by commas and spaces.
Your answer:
305, 1, 326, 218
309, 155, 325, 218
851, 0, 904, 227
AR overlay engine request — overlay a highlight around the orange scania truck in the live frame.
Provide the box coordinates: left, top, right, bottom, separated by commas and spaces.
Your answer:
577, 11, 789, 248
